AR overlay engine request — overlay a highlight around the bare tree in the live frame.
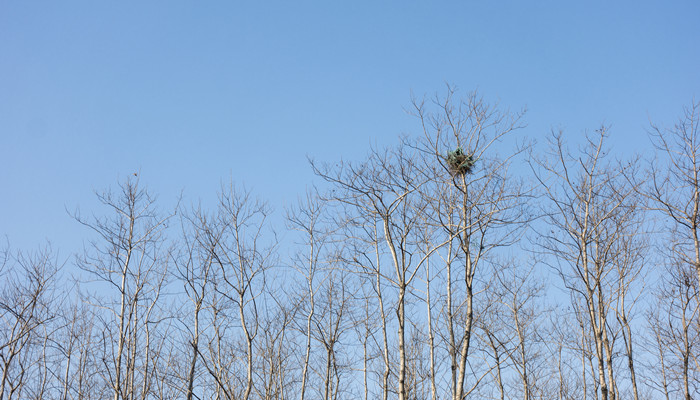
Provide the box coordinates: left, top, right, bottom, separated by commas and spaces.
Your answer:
647, 101, 700, 286
417, 225, 438, 400
286, 190, 330, 400
47, 297, 102, 400
543, 310, 578, 400
12, 91, 700, 400
533, 129, 643, 400
0, 245, 58, 400
351, 278, 382, 400
255, 295, 295, 400
647, 261, 700, 399
412, 87, 528, 399
312, 142, 437, 400
609, 211, 646, 400
173, 205, 223, 400
308, 269, 357, 400
73, 177, 173, 400
490, 258, 547, 400
198, 184, 276, 400
640, 101, 700, 399
350, 215, 392, 400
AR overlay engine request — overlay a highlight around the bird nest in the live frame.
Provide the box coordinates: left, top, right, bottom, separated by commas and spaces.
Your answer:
446, 147, 476, 175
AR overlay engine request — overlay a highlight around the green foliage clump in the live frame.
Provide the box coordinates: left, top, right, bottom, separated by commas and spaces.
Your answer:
446, 147, 476, 175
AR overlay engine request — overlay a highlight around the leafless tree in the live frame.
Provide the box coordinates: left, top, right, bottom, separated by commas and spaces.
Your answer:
609, 209, 646, 400
312, 142, 437, 400
308, 269, 357, 400
10, 91, 700, 400
46, 297, 102, 400
638, 101, 700, 400
350, 215, 392, 400
255, 295, 295, 400
646, 101, 700, 286
0, 245, 58, 400
196, 183, 276, 400
489, 257, 548, 400
351, 279, 382, 400
417, 225, 438, 400
543, 310, 579, 400
533, 129, 643, 400
73, 177, 173, 400
646, 261, 700, 400
412, 87, 529, 399
173, 204, 223, 400
286, 189, 330, 400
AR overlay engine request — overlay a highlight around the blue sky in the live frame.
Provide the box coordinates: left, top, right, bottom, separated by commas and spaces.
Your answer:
1, 1, 699, 255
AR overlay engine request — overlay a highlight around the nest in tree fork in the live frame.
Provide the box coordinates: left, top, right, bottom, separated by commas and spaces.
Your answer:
446, 147, 476, 175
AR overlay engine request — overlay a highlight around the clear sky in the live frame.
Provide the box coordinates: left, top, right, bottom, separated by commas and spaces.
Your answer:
1, 1, 699, 255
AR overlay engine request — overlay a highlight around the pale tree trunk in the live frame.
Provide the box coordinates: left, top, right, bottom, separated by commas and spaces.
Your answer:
372, 231, 390, 400
445, 243, 458, 400
240, 299, 254, 400
424, 251, 437, 400
383, 214, 412, 400
324, 346, 332, 400
619, 313, 639, 400
485, 330, 505, 400
580, 320, 588, 400
454, 267, 474, 400
378, 274, 390, 400
557, 342, 566, 400
396, 284, 406, 400
681, 303, 692, 400
114, 245, 132, 400
597, 285, 615, 400
454, 174, 475, 400
186, 305, 200, 400
583, 234, 608, 400
514, 312, 530, 400
61, 337, 72, 400
362, 335, 368, 400
613, 234, 644, 400
300, 283, 314, 400
651, 321, 671, 400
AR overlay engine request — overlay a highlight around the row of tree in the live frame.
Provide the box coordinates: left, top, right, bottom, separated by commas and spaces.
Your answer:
1, 90, 699, 399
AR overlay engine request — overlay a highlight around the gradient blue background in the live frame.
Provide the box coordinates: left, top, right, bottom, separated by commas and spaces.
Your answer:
1, 1, 699, 255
